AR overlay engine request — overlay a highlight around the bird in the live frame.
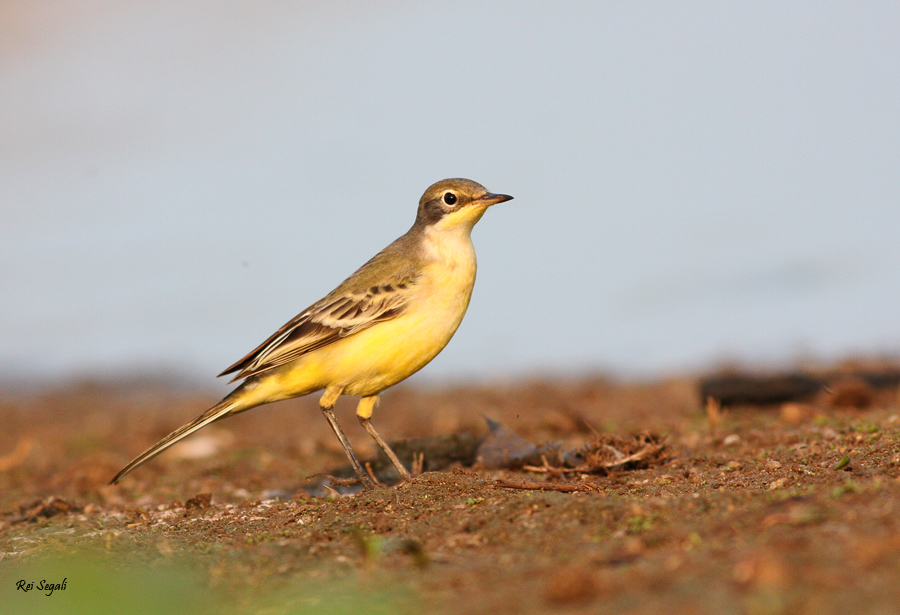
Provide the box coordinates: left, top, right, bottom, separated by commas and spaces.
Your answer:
110, 178, 513, 489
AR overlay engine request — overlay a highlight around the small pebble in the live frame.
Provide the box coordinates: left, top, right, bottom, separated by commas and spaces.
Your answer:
780, 403, 814, 425
723, 434, 741, 446
768, 478, 788, 490
827, 377, 874, 409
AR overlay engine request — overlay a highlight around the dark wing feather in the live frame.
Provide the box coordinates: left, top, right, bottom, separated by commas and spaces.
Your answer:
218, 278, 416, 382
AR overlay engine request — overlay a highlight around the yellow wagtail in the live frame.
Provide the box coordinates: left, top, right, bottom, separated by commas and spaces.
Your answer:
111, 178, 513, 489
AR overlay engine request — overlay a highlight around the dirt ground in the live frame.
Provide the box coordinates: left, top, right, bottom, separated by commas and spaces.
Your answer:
2, 363, 900, 614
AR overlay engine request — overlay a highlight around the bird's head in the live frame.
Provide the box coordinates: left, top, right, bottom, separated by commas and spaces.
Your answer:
416, 178, 513, 232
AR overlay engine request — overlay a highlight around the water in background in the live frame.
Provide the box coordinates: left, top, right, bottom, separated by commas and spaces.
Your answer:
2, 3, 899, 386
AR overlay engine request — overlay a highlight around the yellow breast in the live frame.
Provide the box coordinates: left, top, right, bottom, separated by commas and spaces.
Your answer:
269, 225, 479, 399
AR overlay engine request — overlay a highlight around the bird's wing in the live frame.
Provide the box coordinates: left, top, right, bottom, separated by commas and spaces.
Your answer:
218, 274, 419, 382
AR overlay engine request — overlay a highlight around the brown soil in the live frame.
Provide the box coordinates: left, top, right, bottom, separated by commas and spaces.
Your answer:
2, 367, 900, 614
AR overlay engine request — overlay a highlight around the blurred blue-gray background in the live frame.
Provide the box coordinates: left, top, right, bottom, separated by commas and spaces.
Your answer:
3, 2, 898, 388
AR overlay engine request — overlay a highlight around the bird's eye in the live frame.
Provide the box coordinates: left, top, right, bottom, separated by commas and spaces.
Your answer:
443, 192, 458, 205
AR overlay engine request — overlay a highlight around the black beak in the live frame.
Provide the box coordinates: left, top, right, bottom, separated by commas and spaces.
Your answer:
477, 192, 514, 207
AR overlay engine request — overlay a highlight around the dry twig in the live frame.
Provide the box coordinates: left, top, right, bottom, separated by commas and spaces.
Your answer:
365, 462, 388, 488
306, 473, 363, 487
706, 396, 722, 435
494, 479, 599, 493
411, 451, 425, 477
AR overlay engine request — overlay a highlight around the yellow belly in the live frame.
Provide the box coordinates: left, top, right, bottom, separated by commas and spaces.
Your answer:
309, 290, 471, 396
247, 260, 476, 403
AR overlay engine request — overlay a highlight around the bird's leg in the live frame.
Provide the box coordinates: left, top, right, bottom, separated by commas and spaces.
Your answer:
319, 386, 377, 490
360, 417, 412, 480
357, 395, 411, 480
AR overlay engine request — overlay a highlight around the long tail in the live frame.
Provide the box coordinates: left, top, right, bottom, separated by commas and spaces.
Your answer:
110, 396, 242, 484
